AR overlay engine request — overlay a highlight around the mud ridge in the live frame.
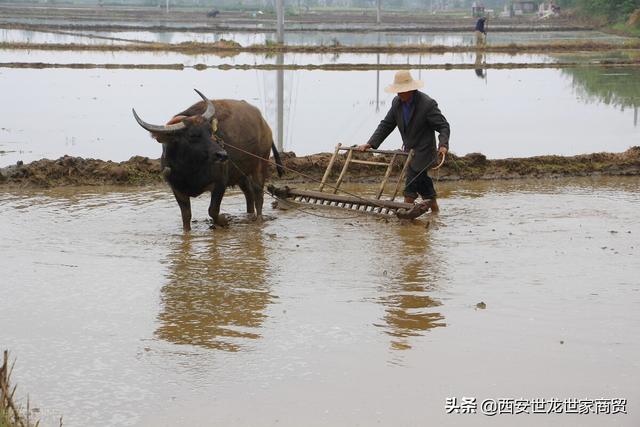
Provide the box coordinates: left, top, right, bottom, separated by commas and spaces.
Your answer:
3, 60, 638, 71
0, 22, 595, 34
1, 148, 639, 188
1, 40, 638, 55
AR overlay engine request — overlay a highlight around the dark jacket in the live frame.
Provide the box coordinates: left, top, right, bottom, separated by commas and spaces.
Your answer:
367, 90, 450, 172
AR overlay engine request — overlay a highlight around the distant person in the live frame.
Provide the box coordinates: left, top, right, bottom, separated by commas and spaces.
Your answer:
474, 52, 486, 78
475, 16, 487, 46
356, 71, 450, 214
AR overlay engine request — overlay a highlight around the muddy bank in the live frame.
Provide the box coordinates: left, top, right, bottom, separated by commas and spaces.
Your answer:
3, 60, 639, 71
2, 40, 638, 55
0, 22, 594, 34
0, 62, 187, 70
1, 148, 638, 189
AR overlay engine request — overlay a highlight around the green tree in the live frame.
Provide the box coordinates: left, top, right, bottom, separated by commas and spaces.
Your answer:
578, 0, 640, 21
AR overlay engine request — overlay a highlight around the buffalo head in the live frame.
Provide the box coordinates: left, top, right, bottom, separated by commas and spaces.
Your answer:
132, 89, 228, 162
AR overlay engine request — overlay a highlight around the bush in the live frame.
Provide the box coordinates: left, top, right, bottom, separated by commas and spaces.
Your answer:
628, 7, 640, 25
579, 0, 640, 21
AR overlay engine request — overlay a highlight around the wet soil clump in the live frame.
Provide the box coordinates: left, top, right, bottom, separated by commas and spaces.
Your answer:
1, 148, 638, 189
0, 155, 163, 188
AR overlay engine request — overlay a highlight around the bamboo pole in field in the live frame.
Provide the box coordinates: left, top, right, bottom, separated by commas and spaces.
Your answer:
333, 149, 353, 194
319, 143, 342, 191
376, 153, 397, 200
390, 149, 414, 202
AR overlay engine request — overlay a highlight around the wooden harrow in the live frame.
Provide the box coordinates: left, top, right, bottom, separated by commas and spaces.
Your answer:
268, 143, 430, 219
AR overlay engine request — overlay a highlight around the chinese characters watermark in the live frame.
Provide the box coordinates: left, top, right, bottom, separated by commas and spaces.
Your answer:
445, 397, 627, 416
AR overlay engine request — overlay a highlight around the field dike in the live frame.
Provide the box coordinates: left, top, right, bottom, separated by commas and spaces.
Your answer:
2, 60, 640, 71
1, 147, 639, 188
1, 40, 639, 55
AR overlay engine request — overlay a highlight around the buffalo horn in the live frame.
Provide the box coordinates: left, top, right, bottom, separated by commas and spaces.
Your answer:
193, 89, 216, 122
132, 89, 214, 135
132, 108, 186, 134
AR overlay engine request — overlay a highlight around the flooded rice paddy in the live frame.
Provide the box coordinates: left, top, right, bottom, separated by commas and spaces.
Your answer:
1, 63, 638, 166
0, 49, 562, 66
0, 28, 634, 47
1, 19, 640, 426
1, 177, 639, 426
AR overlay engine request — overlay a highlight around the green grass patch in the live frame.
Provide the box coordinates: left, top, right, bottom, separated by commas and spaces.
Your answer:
0, 410, 11, 427
610, 22, 640, 37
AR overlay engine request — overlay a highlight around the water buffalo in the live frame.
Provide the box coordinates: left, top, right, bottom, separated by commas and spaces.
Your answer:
133, 89, 283, 231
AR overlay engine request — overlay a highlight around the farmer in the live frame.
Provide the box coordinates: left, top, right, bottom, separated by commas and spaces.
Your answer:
356, 70, 450, 213
475, 16, 487, 46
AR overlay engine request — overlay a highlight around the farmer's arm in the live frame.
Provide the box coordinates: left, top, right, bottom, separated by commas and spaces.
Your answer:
425, 100, 450, 155
356, 102, 397, 151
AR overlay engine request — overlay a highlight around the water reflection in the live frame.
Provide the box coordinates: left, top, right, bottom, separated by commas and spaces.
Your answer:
155, 229, 273, 351
2, 65, 638, 167
0, 28, 125, 45
2, 28, 631, 47
375, 223, 445, 351
474, 52, 486, 79
563, 65, 640, 127
155, 31, 175, 45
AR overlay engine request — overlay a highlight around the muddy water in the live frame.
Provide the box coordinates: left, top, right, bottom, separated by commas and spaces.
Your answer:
100, 29, 633, 46
1, 66, 638, 167
0, 48, 559, 66
1, 177, 638, 426
1, 28, 633, 46
0, 29, 128, 45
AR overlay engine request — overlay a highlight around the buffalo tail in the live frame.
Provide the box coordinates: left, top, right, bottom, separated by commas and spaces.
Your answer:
271, 142, 284, 177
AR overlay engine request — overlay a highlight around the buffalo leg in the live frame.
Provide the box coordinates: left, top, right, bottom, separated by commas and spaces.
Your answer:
252, 178, 265, 221
208, 185, 228, 227
173, 190, 192, 231
238, 178, 256, 215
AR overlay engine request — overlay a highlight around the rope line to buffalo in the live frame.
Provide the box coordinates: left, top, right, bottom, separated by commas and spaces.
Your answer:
226, 157, 364, 220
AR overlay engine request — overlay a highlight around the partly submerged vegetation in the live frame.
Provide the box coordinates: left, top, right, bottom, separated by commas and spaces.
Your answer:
0, 351, 40, 427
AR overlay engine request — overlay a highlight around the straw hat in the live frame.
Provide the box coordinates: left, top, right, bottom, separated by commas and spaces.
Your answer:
384, 70, 424, 94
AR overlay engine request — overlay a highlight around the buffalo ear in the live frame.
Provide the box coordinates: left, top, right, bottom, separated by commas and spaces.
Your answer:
166, 115, 188, 126
153, 133, 174, 144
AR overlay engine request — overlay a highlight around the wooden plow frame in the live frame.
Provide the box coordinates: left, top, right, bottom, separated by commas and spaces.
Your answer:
268, 143, 428, 219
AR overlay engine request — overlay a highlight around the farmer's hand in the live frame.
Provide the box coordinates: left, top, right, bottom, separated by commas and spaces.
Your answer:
355, 144, 372, 152
438, 146, 448, 157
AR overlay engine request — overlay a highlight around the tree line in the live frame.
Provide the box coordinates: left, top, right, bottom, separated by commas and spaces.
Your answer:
557, 0, 638, 21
